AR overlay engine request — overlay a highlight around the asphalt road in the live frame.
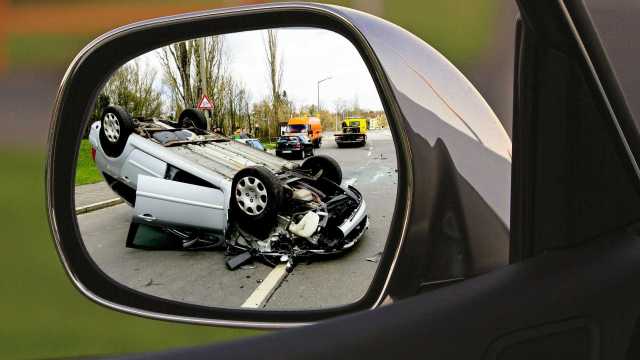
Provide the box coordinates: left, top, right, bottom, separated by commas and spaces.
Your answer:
76, 129, 398, 310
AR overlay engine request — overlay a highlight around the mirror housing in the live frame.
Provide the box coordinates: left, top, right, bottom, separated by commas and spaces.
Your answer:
47, 3, 511, 328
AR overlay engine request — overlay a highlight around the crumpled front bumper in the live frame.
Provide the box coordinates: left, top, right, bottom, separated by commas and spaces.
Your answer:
337, 186, 368, 243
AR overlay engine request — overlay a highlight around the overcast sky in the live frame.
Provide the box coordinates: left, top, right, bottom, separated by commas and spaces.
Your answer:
136, 28, 383, 112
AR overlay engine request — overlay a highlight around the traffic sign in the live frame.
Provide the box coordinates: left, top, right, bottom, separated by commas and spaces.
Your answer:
197, 94, 213, 109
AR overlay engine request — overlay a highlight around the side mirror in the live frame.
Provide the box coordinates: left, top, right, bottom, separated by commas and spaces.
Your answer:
47, 3, 511, 328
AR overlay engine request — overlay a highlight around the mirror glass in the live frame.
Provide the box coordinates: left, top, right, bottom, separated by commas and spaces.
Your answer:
74, 27, 397, 310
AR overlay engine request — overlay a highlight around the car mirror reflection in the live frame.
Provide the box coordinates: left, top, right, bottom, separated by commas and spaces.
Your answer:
74, 27, 398, 311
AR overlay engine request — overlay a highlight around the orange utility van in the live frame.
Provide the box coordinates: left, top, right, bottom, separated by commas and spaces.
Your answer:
287, 116, 322, 148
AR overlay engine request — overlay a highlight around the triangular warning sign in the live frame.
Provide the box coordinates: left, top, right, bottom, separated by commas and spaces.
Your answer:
197, 95, 213, 109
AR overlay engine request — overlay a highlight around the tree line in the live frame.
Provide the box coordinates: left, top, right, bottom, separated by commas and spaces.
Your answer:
90, 30, 384, 141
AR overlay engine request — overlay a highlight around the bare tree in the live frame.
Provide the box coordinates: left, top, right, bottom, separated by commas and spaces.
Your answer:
158, 36, 225, 118
264, 29, 284, 141
334, 98, 348, 131
102, 60, 163, 118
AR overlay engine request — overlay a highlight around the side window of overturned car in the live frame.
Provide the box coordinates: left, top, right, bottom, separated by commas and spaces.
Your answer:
74, 28, 398, 311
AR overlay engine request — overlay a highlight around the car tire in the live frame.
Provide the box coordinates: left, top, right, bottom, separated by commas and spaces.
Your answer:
178, 108, 208, 131
298, 150, 305, 160
99, 105, 134, 158
230, 166, 283, 237
301, 155, 343, 185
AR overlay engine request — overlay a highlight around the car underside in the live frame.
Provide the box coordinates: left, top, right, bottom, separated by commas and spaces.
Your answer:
90, 107, 369, 270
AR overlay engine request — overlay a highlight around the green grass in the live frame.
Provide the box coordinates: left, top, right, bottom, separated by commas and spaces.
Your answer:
75, 139, 104, 186
263, 142, 277, 150
0, 148, 260, 359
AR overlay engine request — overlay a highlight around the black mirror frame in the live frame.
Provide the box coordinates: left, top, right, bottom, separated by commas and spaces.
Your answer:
45, 3, 413, 328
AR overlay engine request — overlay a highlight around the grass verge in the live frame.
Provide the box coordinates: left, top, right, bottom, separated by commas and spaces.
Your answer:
75, 139, 103, 186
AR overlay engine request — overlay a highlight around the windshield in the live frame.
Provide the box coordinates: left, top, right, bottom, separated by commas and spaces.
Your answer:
289, 124, 308, 133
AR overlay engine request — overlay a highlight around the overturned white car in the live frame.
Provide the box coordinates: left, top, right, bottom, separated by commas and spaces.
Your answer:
88, 106, 368, 269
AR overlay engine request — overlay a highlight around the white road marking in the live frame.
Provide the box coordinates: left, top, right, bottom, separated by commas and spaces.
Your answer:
75, 198, 124, 214
241, 264, 289, 308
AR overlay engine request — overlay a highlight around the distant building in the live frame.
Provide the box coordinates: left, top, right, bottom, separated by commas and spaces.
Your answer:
368, 115, 388, 129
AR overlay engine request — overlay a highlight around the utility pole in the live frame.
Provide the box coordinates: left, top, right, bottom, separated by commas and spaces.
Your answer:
317, 77, 332, 116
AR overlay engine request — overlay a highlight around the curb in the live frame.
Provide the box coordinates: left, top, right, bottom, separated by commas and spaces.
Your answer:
75, 198, 124, 214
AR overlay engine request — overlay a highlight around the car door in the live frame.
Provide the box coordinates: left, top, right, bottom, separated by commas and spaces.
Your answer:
107, 1, 640, 358
134, 175, 227, 232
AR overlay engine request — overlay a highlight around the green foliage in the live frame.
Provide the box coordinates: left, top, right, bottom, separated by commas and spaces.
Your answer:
0, 149, 260, 359
263, 142, 277, 150
75, 139, 103, 185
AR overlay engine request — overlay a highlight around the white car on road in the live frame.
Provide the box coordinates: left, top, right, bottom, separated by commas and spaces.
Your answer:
89, 106, 368, 269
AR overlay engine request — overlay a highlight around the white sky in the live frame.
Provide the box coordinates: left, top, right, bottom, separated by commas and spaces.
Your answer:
135, 28, 383, 112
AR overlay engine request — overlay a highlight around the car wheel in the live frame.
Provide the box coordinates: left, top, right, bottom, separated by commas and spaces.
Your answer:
178, 108, 208, 131
99, 105, 134, 158
300, 155, 343, 185
230, 166, 283, 237
298, 150, 305, 160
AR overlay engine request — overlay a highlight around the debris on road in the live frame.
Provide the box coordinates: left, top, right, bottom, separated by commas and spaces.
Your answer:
144, 278, 162, 287
366, 252, 382, 263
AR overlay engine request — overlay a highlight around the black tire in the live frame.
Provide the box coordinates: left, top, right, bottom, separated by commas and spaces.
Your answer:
230, 166, 283, 237
301, 155, 343, 185
299, 150, 306, 160
178, 108, 208, 131
99, 105, 134, 158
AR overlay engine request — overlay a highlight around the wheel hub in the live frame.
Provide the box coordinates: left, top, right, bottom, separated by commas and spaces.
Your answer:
235, 176, 268, 215
103, 113, 121, 143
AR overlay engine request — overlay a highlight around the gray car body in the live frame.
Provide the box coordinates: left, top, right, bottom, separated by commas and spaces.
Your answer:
89, 120, 354, 235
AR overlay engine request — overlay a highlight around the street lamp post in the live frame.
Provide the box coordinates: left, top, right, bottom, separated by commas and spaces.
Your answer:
317, 76, 332, 115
